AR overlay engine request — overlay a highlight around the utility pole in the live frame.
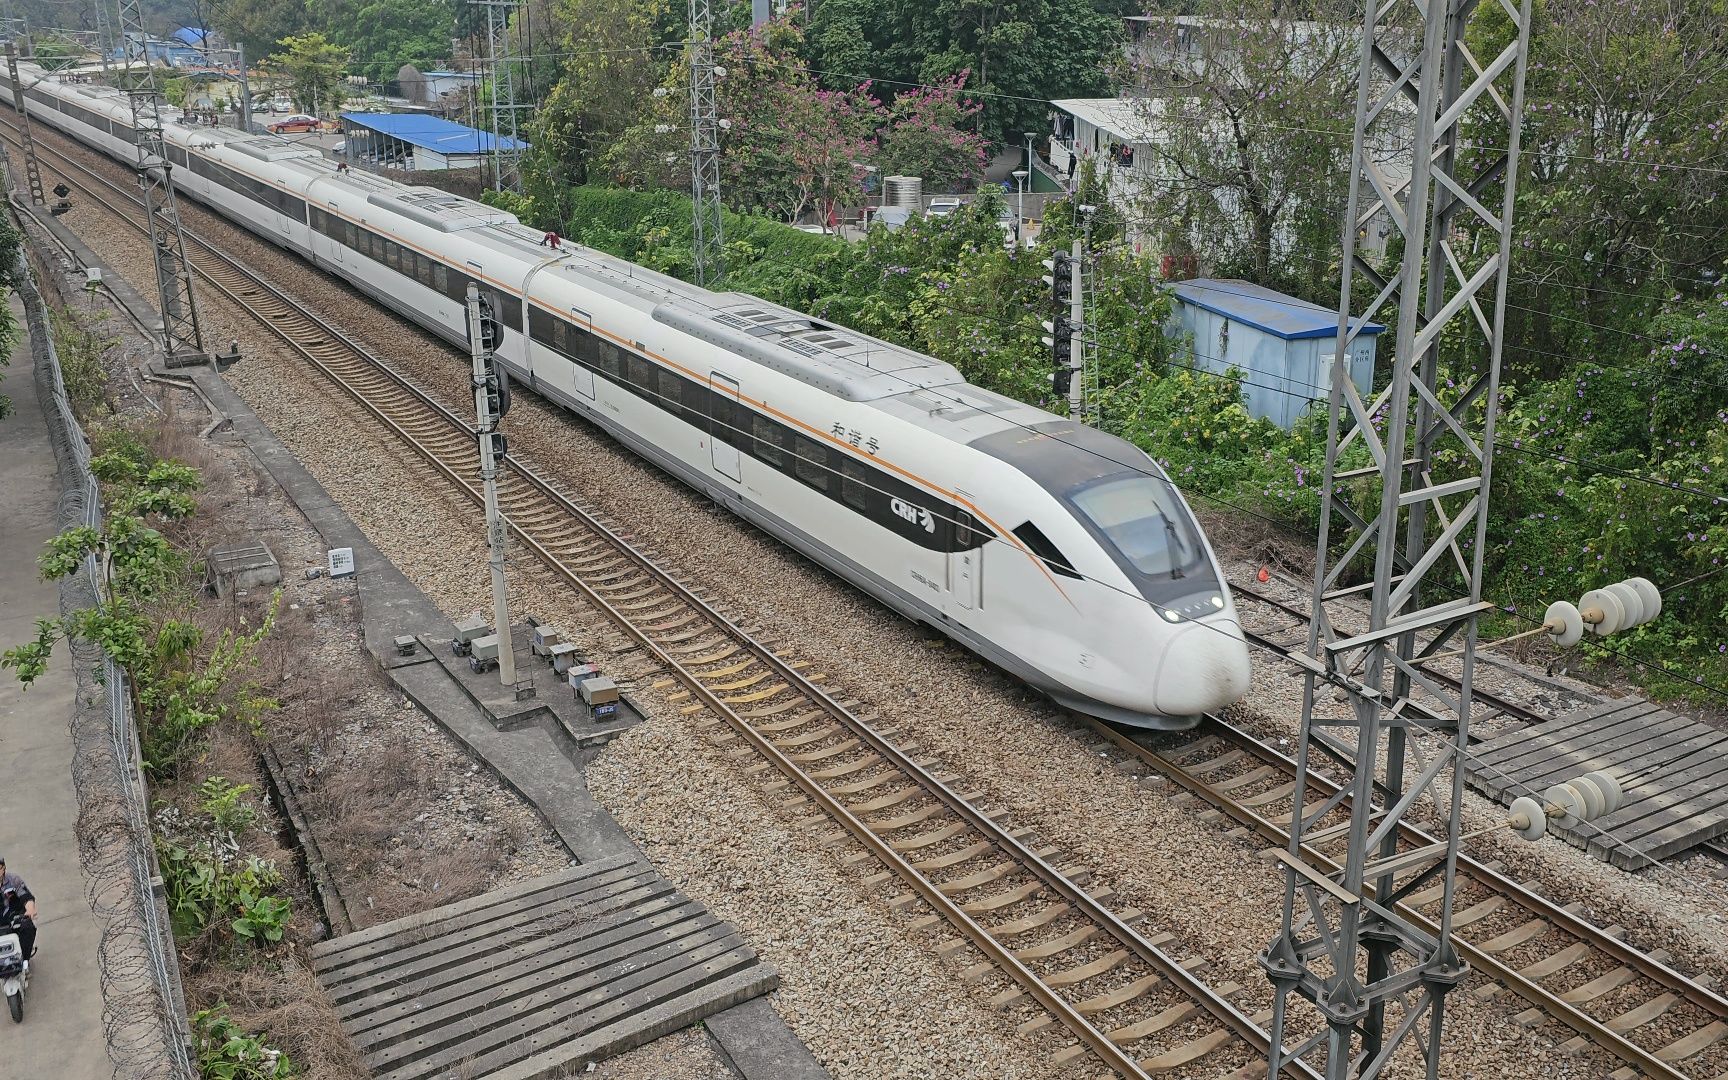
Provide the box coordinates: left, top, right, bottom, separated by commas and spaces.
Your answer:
465, 284, 517, 691
6, 44, 46, 206
687, 0, 722, 286
92, 0, 112, 77
472, 0, 526, 193
116, 0, 207, 366
1260, 0, 1534, 1074
236, 42, 250, 131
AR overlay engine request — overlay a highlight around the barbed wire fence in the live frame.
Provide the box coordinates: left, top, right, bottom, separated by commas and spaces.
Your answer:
12, 233, 196, 1078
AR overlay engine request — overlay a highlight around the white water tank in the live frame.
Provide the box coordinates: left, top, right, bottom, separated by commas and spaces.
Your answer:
883, 175, 923, 211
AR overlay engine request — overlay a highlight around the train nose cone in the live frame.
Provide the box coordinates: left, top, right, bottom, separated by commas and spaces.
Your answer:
1154, 623, 1251, 717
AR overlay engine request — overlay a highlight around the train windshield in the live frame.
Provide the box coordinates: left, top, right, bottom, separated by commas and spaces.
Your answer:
1069, 473, 1202, 580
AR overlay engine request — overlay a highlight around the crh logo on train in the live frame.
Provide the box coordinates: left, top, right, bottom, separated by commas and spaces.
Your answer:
891, 498, 935, 534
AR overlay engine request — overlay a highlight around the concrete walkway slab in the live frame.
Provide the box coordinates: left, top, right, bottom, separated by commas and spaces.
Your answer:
0, 294, 108, 1077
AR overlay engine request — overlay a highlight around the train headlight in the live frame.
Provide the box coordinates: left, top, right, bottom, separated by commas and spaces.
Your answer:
1161, 609, 1182, 623
1210, 594, 1224, 609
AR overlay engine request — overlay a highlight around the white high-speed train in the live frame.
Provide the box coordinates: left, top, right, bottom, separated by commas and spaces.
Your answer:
1, 63, 1251, 726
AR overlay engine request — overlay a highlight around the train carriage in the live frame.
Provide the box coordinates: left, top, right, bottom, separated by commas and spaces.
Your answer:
0, 61, 1250, 726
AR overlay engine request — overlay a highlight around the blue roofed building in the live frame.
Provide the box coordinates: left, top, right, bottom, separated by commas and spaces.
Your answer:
1167, 278, 1385, 431
340, 112, 528, 172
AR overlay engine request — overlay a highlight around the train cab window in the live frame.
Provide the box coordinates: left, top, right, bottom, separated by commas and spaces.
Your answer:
751, 415, 784, 467
793, 435, 829, 490
1012, 522, 1082, 580
839, 457, 869, 509
954, 509, 981, 549
1069, 473, 1200, 580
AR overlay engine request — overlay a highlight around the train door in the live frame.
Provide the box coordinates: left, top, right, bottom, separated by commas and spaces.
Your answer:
709, 372, 742, 482
949, 504, 979, 611
569, 309, 595, 398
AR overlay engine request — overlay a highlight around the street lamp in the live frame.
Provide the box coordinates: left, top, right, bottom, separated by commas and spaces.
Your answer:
1011, 168, 1029, 250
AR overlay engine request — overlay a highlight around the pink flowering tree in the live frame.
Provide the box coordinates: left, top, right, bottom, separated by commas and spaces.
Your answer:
871, 74, 990, 192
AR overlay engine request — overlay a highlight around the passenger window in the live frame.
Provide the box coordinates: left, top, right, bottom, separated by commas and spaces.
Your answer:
752, 415, 784, 467
432, 263, 448, 293
840, 457, 868, 509
594, 338, 621, 378
657, 369, 681, 412
793, 435, 829, 490
385, 243, 401, 271
1012, 522, 1082, 580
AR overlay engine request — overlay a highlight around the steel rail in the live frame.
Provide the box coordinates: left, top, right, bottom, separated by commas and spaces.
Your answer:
12, 120, 1325, 1079
1085, 713, 1726, 1080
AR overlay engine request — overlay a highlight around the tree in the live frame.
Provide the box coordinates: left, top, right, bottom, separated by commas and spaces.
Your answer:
309, 0, 455, 84
1124, 0, 1358, 291
809, 0, 1120, 143
214, 0, 309, 61
872, 73, 990, 191
270, 33, 348, 116
1476, 0, 1728, 384
527, 0, 675, 190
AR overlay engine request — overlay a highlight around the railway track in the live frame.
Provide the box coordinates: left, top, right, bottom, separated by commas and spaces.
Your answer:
5, 118, 1326, 1078
1081, 579, 1728, 1076
1230, 581, 1548, 728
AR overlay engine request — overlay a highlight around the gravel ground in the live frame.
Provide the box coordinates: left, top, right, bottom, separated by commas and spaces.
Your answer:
32, 124, 1728, 1078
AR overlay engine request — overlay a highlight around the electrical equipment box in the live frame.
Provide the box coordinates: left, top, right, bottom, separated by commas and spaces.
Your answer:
531, 625, 562, 657
579, 675, 620, 721
393, 635, 417, 657
451, 616, 489, 656
468, 634, 501, 673
548, 642, 578, 673
565, 664, 597, 689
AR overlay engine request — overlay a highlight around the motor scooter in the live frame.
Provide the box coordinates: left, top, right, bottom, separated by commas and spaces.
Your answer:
0, 915, 30, 1022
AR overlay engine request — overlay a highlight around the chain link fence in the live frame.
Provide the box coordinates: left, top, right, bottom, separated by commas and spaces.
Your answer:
14, 241, 196, 1079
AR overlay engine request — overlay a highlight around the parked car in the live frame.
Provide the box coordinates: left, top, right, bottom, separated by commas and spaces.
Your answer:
267, 114, 319, 134
926, 196, 963, 217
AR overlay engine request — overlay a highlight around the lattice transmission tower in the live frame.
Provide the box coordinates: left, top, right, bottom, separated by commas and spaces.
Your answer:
116, 0, 206, 365
473, 0, 527, 193
1261, 0, 1534, 1076
6, 43, 46, 207
687, 0, 722, 286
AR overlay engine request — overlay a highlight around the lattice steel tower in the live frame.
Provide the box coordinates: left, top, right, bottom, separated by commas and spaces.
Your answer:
6, 43, 46, 207
473, 0, 527, 192
116, 0, 205, 364
687, 0, 722, 286
1261, 0, 1533, 1076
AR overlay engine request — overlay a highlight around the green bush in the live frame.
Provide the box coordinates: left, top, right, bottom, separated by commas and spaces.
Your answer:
192, 1005, 296, 1079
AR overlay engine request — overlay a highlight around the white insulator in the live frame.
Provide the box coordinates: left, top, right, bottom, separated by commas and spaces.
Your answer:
1606, 580, 1645, 629
1545, 782, 1587, 829
1579, 770, 1626, 817
1571, 773, 1607, 820
1544, 600, 1584, 648
1508, 795, 1547, 841
1579, 588, 1626, 636
1626, 576, 1662, 625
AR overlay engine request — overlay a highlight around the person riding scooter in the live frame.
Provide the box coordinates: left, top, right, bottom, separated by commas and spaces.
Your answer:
0, 858, 37, 965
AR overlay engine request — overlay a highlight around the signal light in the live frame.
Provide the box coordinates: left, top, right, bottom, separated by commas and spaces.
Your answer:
1041, 317, 1072, 365
1041, 253, 1073, 306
